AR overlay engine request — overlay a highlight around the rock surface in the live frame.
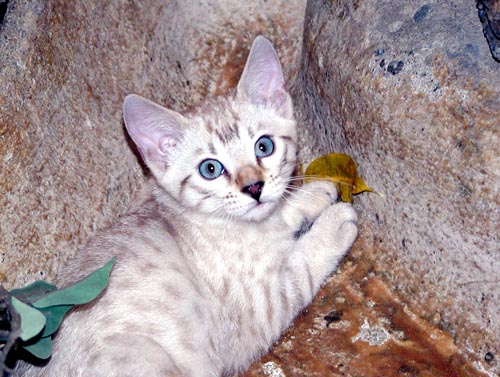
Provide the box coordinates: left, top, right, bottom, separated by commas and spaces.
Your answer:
0, 0, 305, 288
1, 0, 499, 376
264, 0, 498, 375
244, 240, 485, 376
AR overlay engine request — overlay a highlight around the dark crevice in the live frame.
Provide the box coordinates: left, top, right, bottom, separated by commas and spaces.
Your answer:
0, 0, 9, 25
477, 0, 500, 62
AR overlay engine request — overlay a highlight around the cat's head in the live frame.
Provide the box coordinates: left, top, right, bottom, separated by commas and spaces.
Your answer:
123, 36, 297, 222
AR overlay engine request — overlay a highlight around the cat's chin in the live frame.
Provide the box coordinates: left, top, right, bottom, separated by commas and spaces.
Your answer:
238, 201, 277, 222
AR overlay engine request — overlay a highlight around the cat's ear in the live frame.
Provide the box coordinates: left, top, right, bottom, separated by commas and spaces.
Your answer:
123, 94, 186, 173
237, 36, 293, 120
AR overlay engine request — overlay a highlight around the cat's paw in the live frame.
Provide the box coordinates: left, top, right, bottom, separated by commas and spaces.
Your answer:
301, 180, 338, 205
291, 201, 357, 295
312, 201, 358, 257
282, 181, 338, 230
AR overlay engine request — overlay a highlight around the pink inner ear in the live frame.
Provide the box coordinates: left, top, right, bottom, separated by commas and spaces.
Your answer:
123, 94, 185, 172
237, 36, 293, 119
159, 136, 177, 154
271, 88, 285, 109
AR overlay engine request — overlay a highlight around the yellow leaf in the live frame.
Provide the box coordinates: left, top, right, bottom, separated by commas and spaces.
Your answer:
303, 153, 379, 202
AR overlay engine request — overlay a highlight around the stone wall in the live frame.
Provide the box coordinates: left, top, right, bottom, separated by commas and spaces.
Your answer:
1, 0, 498, 375
292, 0, 499, 374
0, 0, 305, 288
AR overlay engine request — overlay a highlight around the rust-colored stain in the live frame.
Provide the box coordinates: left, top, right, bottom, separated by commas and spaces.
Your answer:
197, 17, 301, 99
212, 35, 249, 96
243, 243, 486, 377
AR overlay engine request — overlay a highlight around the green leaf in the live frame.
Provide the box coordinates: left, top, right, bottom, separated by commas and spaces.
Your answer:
22, 336, 52, 360
32, 258, 116, 308
38, 305, 73, 337
10, 281, 57, 304
11, 297, 46, 342
304, 153, 381, 202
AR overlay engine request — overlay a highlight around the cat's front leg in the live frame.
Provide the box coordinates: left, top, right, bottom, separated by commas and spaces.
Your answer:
292, 200, 358, 295
281, 182, 357, 312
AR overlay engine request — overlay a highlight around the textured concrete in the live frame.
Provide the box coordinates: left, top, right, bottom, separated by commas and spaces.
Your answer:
0, 0, 305, 288
1, 0, 499, 376
244, 236, 486, 376
281, 0, 498, 375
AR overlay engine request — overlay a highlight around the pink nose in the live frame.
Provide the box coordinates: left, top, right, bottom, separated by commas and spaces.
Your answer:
242, 181, 264, 201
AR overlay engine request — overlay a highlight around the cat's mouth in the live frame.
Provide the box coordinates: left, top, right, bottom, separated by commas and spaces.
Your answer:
239, 199, 276, 222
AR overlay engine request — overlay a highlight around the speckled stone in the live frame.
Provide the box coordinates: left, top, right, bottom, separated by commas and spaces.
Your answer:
243, 237, 485, 376
264, 0, 498, 375
0, 0, 306, 288
2, 0, 499, 376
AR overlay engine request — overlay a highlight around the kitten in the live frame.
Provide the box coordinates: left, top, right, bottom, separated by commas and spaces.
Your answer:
19, 36, 357, 376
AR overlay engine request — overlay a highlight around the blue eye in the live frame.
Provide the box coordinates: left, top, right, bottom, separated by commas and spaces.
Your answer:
255, 136, 274, 158
199, 159, 224, 180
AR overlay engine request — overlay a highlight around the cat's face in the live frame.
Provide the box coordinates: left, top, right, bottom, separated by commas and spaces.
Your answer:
162, 99, 297, 221
123, 36, 297, 221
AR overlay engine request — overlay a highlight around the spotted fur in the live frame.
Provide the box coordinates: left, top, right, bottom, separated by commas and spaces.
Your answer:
19, 36, 358, 377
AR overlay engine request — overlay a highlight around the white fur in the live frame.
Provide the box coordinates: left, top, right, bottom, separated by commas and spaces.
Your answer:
18, 36, 358, 377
